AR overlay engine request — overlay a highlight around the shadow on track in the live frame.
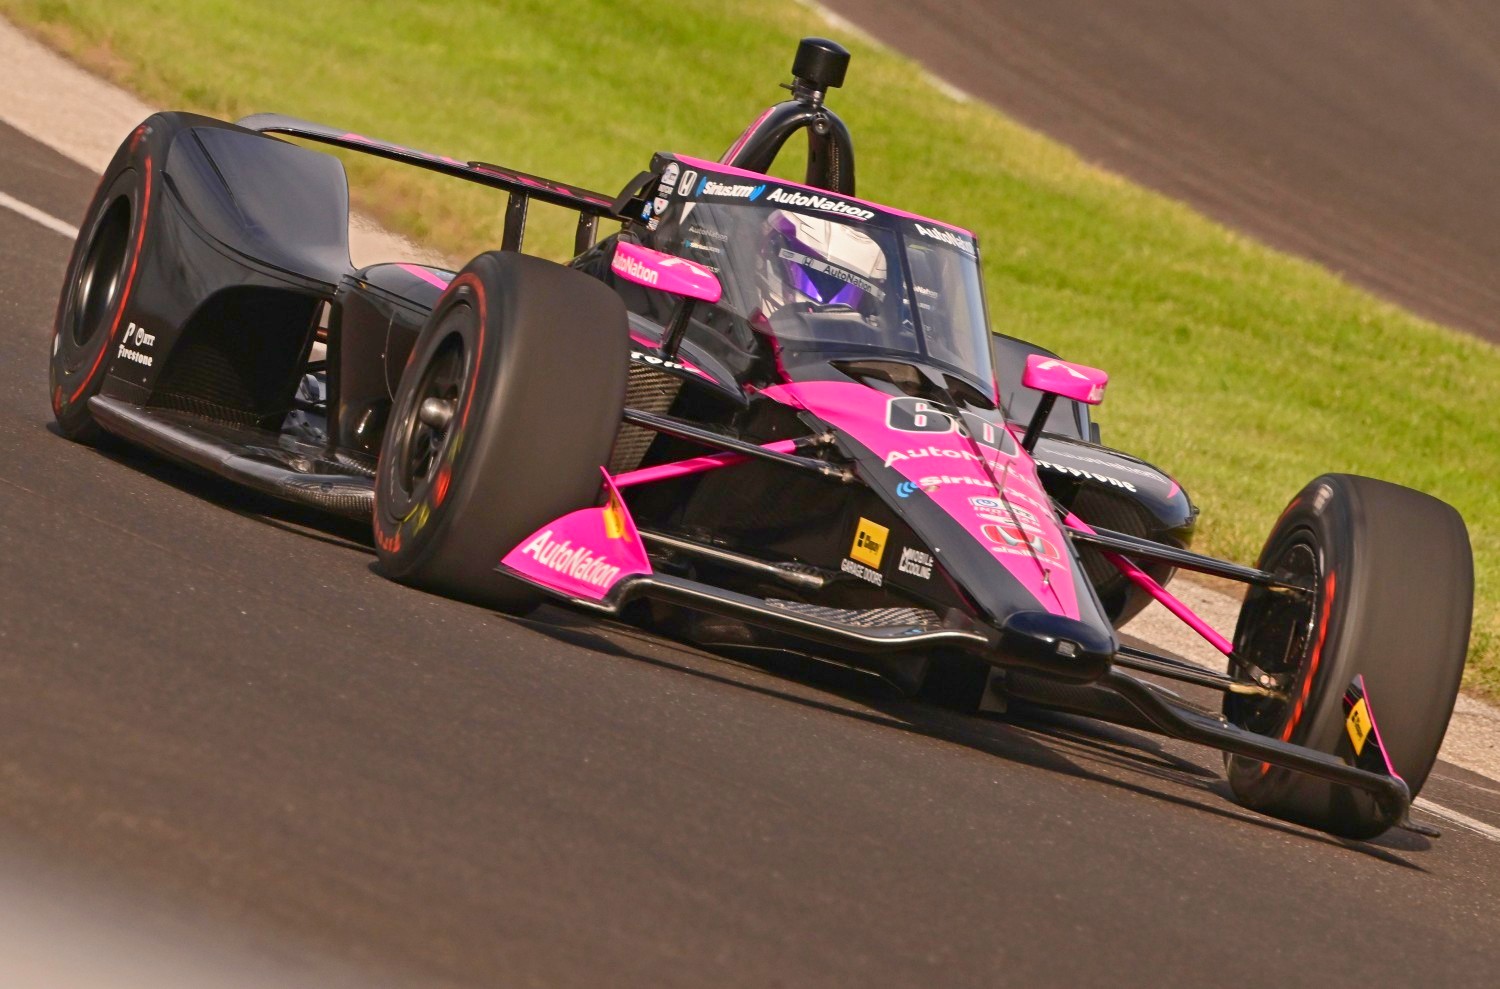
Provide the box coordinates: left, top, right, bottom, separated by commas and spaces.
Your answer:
521, 609, 1432, 866
62, 423, 375, 552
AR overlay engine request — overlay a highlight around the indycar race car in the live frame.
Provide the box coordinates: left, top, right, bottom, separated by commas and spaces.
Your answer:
48, 37, 1472, 840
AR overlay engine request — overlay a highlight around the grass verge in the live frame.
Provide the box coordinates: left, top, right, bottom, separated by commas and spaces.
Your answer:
4, 0, 1496, 695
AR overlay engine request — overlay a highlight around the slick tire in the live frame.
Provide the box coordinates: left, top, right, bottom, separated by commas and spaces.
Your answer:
1224, 474, 1472, 839
48, 112, 227, 442
373, 251, 629, 612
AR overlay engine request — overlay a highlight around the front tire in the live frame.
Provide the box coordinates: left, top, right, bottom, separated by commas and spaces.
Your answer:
1224, 474, 1472, 838
373, 251, 629, 611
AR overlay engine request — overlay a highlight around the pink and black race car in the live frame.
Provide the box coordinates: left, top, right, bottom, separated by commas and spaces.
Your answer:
49, 38, 1472, 840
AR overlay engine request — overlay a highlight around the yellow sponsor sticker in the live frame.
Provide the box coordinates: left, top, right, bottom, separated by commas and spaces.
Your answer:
850, 517, 889, 569
1345, 697, 1372, 756
603, 488, 626, 540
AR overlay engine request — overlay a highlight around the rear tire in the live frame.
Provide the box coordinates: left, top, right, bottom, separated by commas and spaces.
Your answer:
50, 121, 158, 441
373, 251, 629, 611
1224, 474, 1471, 838
49, 112, 240, 441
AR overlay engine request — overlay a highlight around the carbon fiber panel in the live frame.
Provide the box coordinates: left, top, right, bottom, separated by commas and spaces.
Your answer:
1070, 484, 1157, 607
149, 389, 262, 427
765, 599, 940, 629
609, 363, 681, 473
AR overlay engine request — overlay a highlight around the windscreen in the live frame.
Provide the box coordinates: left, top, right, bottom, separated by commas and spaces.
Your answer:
651, 199, 995, 389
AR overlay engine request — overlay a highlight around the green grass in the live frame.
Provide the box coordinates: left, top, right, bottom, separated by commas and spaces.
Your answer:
6, 0, 1497, 695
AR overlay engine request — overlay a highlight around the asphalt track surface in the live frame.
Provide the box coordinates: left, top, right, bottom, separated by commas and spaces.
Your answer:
5, 15, 1500, 987
823, 0, 1500, 344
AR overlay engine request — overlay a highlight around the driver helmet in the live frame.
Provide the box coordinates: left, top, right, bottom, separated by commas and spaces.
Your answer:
757, 210, 887, 319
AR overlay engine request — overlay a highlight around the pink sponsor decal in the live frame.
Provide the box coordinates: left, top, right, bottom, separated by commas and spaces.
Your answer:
980, 521, 1061, 560
1022, 355, 1108, 406
500, 471, 651, 601
762, 380, 1080, 618
396, 263, 455, 291
611, 242, 722, 303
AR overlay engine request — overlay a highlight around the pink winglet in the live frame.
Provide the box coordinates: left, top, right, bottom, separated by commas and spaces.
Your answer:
500, 471, 651, 602
1349, 675, 1402, 780
1022, 355, 1108, 406
611, 242, 722, 303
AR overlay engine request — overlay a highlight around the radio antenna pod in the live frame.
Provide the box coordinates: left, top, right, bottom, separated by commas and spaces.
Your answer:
789, 37, 850, 108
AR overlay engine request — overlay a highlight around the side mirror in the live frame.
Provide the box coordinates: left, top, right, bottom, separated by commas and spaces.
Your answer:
1019, 354, 1107, 452
611, 241, 721, 303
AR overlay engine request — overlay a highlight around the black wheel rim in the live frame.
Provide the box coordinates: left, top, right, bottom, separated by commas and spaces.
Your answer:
394, 331, 467, 503
71, 195, 132, 349
1226, 538, 1321, 736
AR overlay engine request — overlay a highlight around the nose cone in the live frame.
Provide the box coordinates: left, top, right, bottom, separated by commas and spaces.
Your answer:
998, 610, 1115, 683
761, 380, 1118, 646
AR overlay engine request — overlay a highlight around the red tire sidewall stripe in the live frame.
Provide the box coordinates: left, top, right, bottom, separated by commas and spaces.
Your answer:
451, 271, 486, 433
1257, 567, 1336, 777
71, 155, 152, 404
374, 269, 487, 549
1280, 569, 1336, 742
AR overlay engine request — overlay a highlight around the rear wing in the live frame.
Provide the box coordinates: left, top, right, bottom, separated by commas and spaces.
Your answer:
237, 113, 624, 255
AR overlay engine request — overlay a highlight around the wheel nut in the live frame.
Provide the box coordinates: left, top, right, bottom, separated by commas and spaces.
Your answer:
418, 397, 455, 430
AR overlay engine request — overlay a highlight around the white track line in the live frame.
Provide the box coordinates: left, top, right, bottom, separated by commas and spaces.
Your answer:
0, 190, 77, 238
1413, 797, 1500, 843
1431, 771, 1500, 799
